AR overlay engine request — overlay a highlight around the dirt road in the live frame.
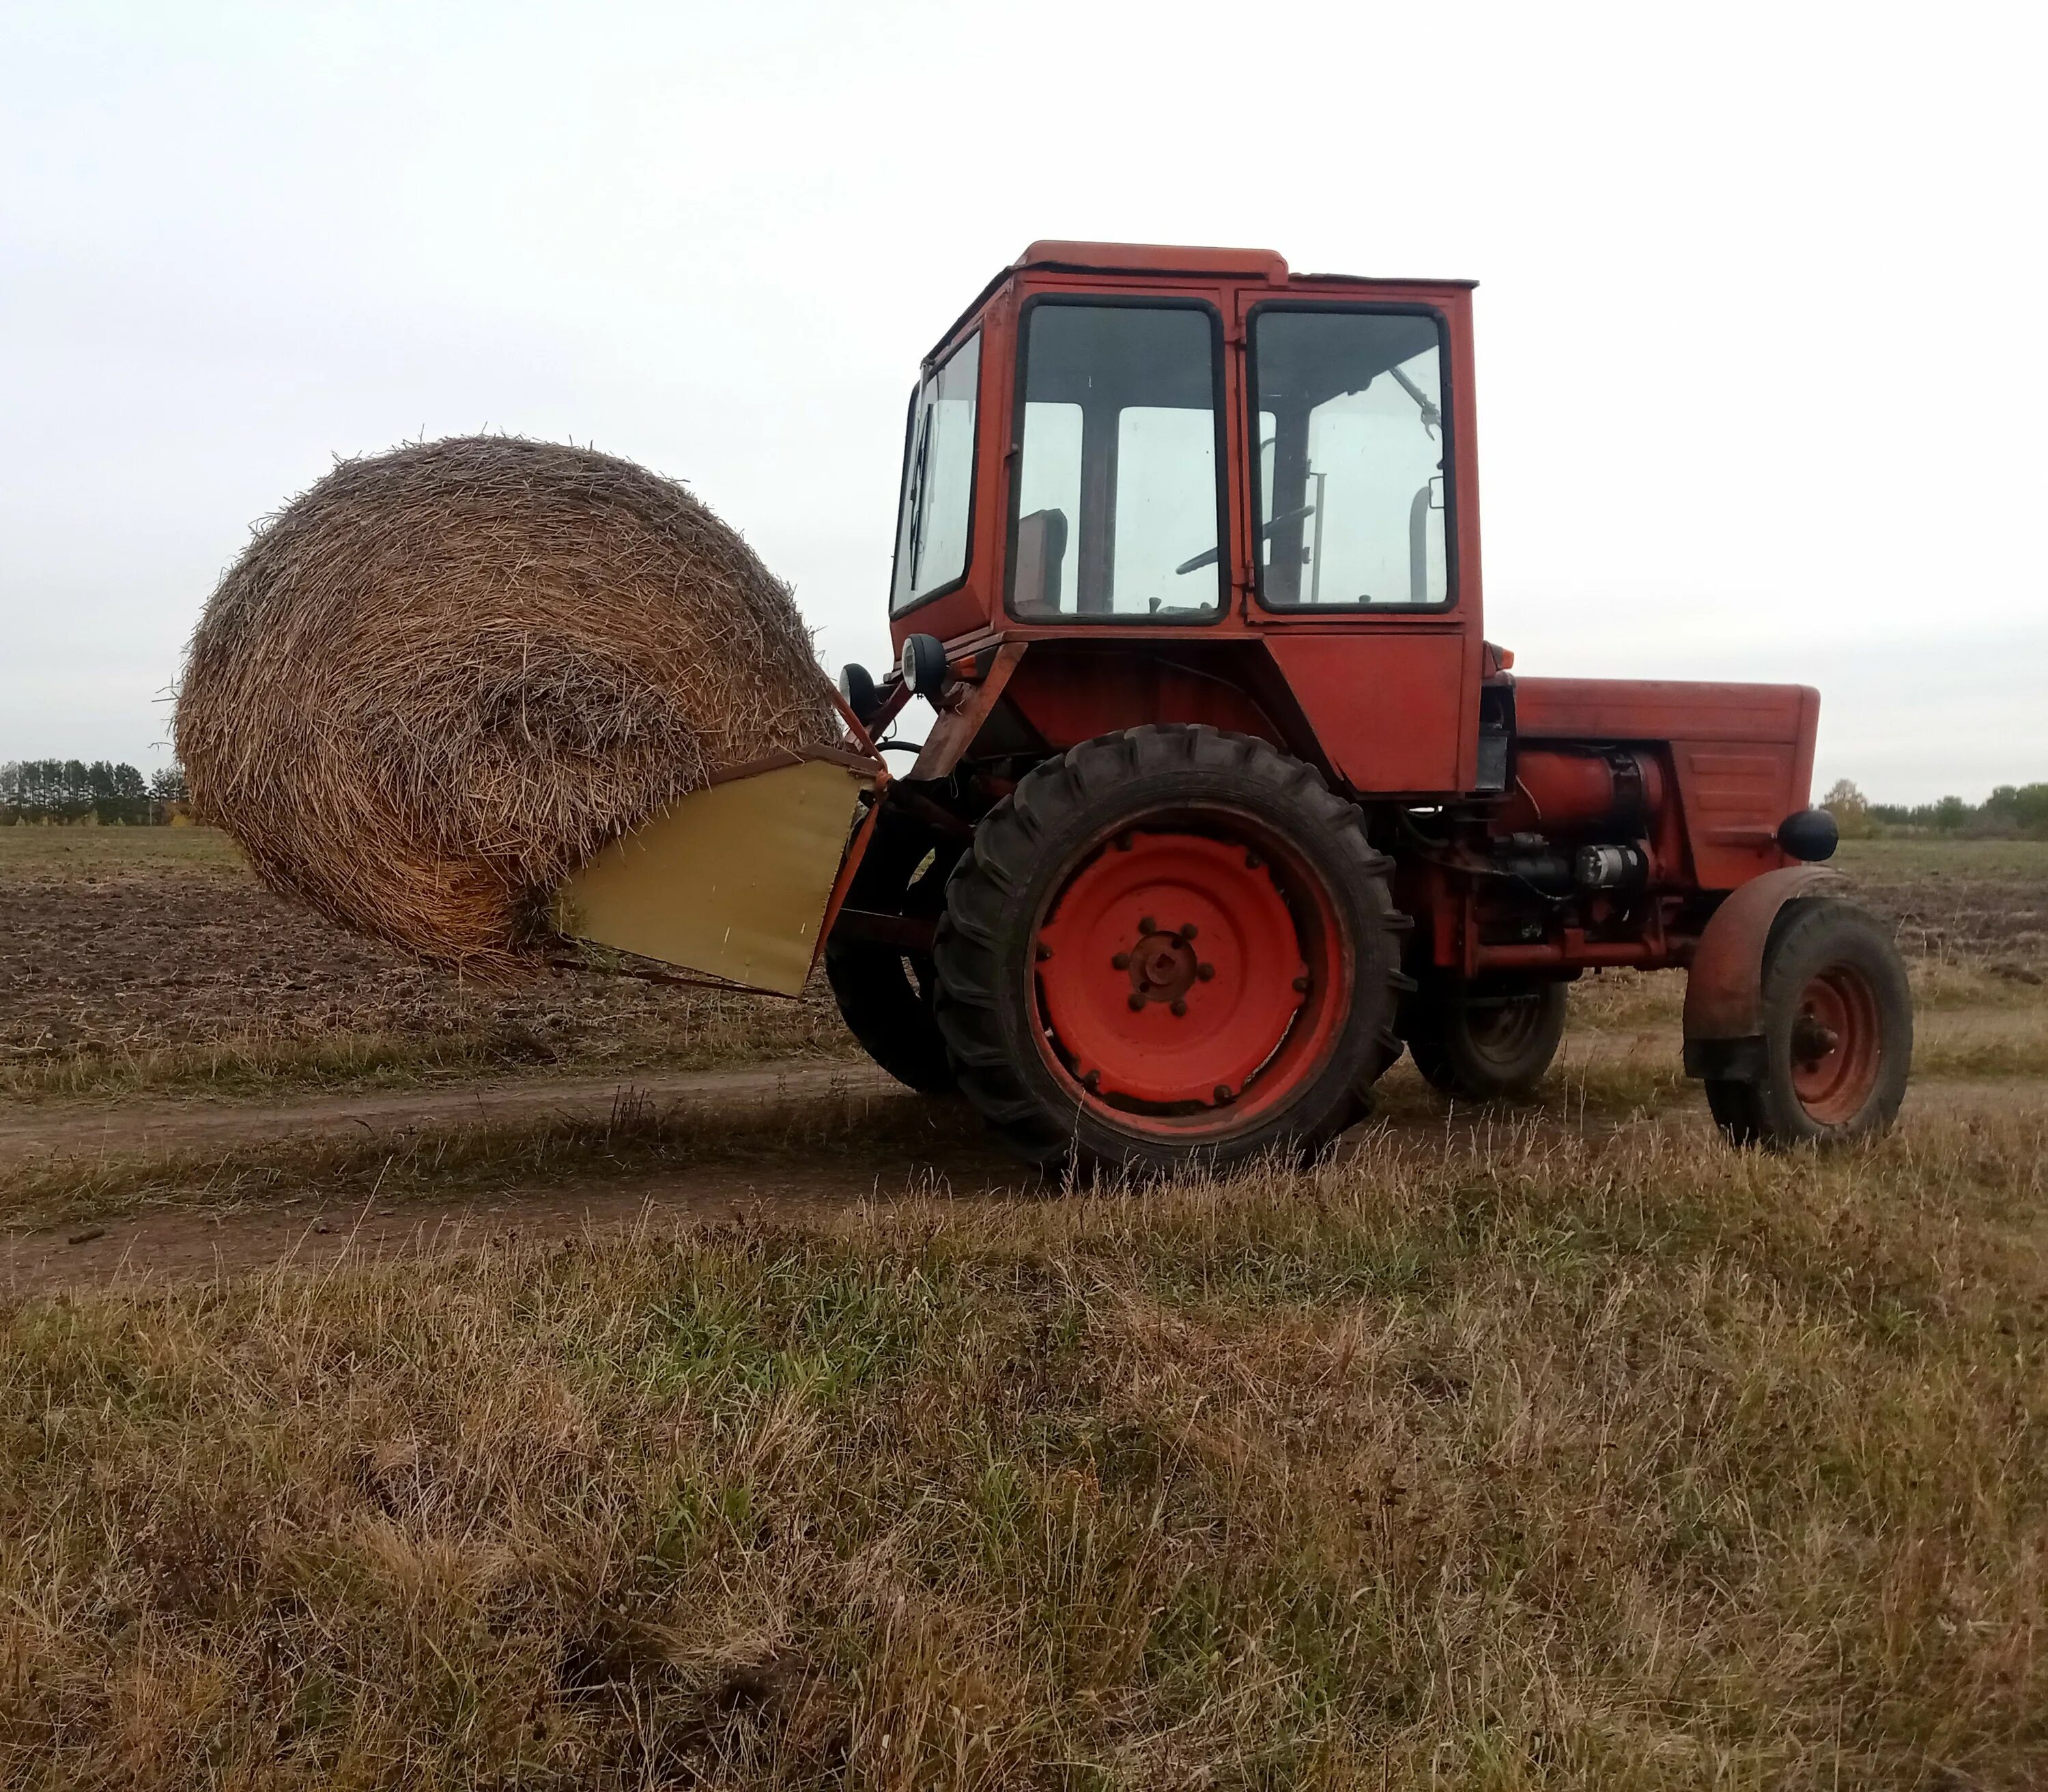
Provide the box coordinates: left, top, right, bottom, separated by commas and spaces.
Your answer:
0, 1059, 894, 1165
7, 1064, 2043, 1298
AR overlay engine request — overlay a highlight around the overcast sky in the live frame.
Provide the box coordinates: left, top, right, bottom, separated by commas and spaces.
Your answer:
3, 0, 2041, 801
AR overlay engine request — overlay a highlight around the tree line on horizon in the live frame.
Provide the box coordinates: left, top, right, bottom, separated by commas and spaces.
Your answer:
1, 759, 188, 825
1821, 779, 2048, 840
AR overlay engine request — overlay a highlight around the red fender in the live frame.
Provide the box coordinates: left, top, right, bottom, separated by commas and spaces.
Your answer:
1681, 864, 1845, 1051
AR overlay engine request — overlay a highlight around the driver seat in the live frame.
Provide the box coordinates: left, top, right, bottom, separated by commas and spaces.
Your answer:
1012, 507, 1068, 615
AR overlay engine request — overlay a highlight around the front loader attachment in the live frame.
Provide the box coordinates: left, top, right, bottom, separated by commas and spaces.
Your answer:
551, 749, 878, 997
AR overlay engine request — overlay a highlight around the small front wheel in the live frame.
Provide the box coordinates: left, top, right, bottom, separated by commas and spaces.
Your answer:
1704, 900, 1912, 1148
1405, 976, 1568, 1100
823, 816, 961, 1094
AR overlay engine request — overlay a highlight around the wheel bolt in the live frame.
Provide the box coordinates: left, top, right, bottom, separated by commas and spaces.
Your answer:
1181, 923, 1199, 940
1292, 974, 1310, 993
1245, 852, 1262, 870
1127, 993, 1146, 1011
1213, 1083, 1233, 1103
1113, 834, 1133, 851
1196, 963, 1214, 981
1170, 998, 1187, 1016
1035, 943, 1053, 962
1111, 952, 1130, 970
1139, 915, 1156, 935
1082, 1069, 1100, 1092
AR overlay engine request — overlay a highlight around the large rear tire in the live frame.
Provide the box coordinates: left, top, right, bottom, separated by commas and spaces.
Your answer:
823, 816, 961, 1095
1406, 975, 1567, 1100
931, 726, 1409, 1176
1703, 899, 1911, 1148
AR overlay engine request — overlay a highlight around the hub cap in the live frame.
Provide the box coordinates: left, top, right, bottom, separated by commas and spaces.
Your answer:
1032, 827, 1341, 1128
1464, 990, 1548, 1067
1789, 964, 1882, 1125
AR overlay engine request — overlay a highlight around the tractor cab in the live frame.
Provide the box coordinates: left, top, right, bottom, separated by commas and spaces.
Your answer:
849, 242, 1492, 799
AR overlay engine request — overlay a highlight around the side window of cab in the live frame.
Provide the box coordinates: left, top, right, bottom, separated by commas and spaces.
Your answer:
891, 331, 981, 614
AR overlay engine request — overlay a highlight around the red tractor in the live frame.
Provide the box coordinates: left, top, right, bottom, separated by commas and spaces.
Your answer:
812, 240, 1912, 1173
559, 240, 1912, 1174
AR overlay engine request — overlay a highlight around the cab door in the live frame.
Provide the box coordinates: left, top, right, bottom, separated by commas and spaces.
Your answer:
1233, 294, 1481, 797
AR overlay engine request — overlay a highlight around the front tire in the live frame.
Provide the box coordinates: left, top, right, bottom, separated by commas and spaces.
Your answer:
931, 726, 1409, 1176
1405, 975, 1568, 1100
823, 815, 960, 1094
1704, 899, 1912, 1148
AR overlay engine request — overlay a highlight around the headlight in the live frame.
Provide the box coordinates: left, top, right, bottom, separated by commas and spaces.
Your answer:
898, 633, 948, 697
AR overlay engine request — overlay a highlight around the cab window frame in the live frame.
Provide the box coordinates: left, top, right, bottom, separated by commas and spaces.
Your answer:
1245, 300, 1459, 616
888, 326, 984, 619
1004, 292, 1232, 625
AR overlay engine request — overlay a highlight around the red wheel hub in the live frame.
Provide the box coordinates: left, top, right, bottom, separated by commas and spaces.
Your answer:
1789, 965, 1882, 1125
1033, 829, 1318, 1112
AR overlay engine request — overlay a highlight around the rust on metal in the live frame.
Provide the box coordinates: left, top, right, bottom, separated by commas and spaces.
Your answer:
908, 640, 1026, 781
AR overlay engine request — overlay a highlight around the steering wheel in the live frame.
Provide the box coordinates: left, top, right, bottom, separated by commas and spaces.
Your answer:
1174, 502, 1316, 575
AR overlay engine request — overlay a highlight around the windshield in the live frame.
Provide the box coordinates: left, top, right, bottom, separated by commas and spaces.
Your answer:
1249, 309, 1450, 608
890, 331, 980, 612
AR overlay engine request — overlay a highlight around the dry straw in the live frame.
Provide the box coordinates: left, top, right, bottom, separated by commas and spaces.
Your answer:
175, 436, 841, 978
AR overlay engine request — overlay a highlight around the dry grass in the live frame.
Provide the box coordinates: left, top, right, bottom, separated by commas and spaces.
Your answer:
174, 436, 841, 975
3, 829, 2043, 1782
3, 1105, 2045, 1788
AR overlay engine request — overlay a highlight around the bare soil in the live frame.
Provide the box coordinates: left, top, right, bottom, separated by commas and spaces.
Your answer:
1834, 836, 2048, 964
6, 831, 2040, 1079
0, 831, 849, 1094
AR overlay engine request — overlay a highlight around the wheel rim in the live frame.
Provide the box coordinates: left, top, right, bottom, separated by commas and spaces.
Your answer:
1788, 963, 1883, 1126
1464, 990, 1548, 1070
1031, 819, 1350, 1137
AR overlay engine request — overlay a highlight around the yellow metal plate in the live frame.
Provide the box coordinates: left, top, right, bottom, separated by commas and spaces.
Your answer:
552, 756, 871, 997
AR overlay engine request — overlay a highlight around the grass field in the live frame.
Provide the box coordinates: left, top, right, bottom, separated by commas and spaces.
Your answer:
5, 1113, 2045, 1787
1, 828, 2045, 1787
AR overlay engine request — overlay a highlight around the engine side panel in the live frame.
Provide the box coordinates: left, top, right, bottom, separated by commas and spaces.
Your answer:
1515, 677, 1819, 890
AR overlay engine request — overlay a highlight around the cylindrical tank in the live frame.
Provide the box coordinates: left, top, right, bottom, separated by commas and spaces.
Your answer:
1496, 747, 1665, 835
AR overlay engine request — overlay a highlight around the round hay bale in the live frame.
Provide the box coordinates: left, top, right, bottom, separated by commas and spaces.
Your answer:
175, 436, 842, 978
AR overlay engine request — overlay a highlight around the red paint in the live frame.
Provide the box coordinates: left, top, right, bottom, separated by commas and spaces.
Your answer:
1260, 632, 1466, 793
812, 799, 883, 978
1034, 832, 1304, 1106
1027, 814, 1350, 1137
1496, 746, 1666, 834
1790, 965, 1883, 1124
994, 649, 1279, 756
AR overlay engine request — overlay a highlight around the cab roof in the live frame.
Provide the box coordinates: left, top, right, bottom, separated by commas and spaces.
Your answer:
1014, 240, 1476, 290
922, 240, 1475, 368
1015, 239, 1291, 280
